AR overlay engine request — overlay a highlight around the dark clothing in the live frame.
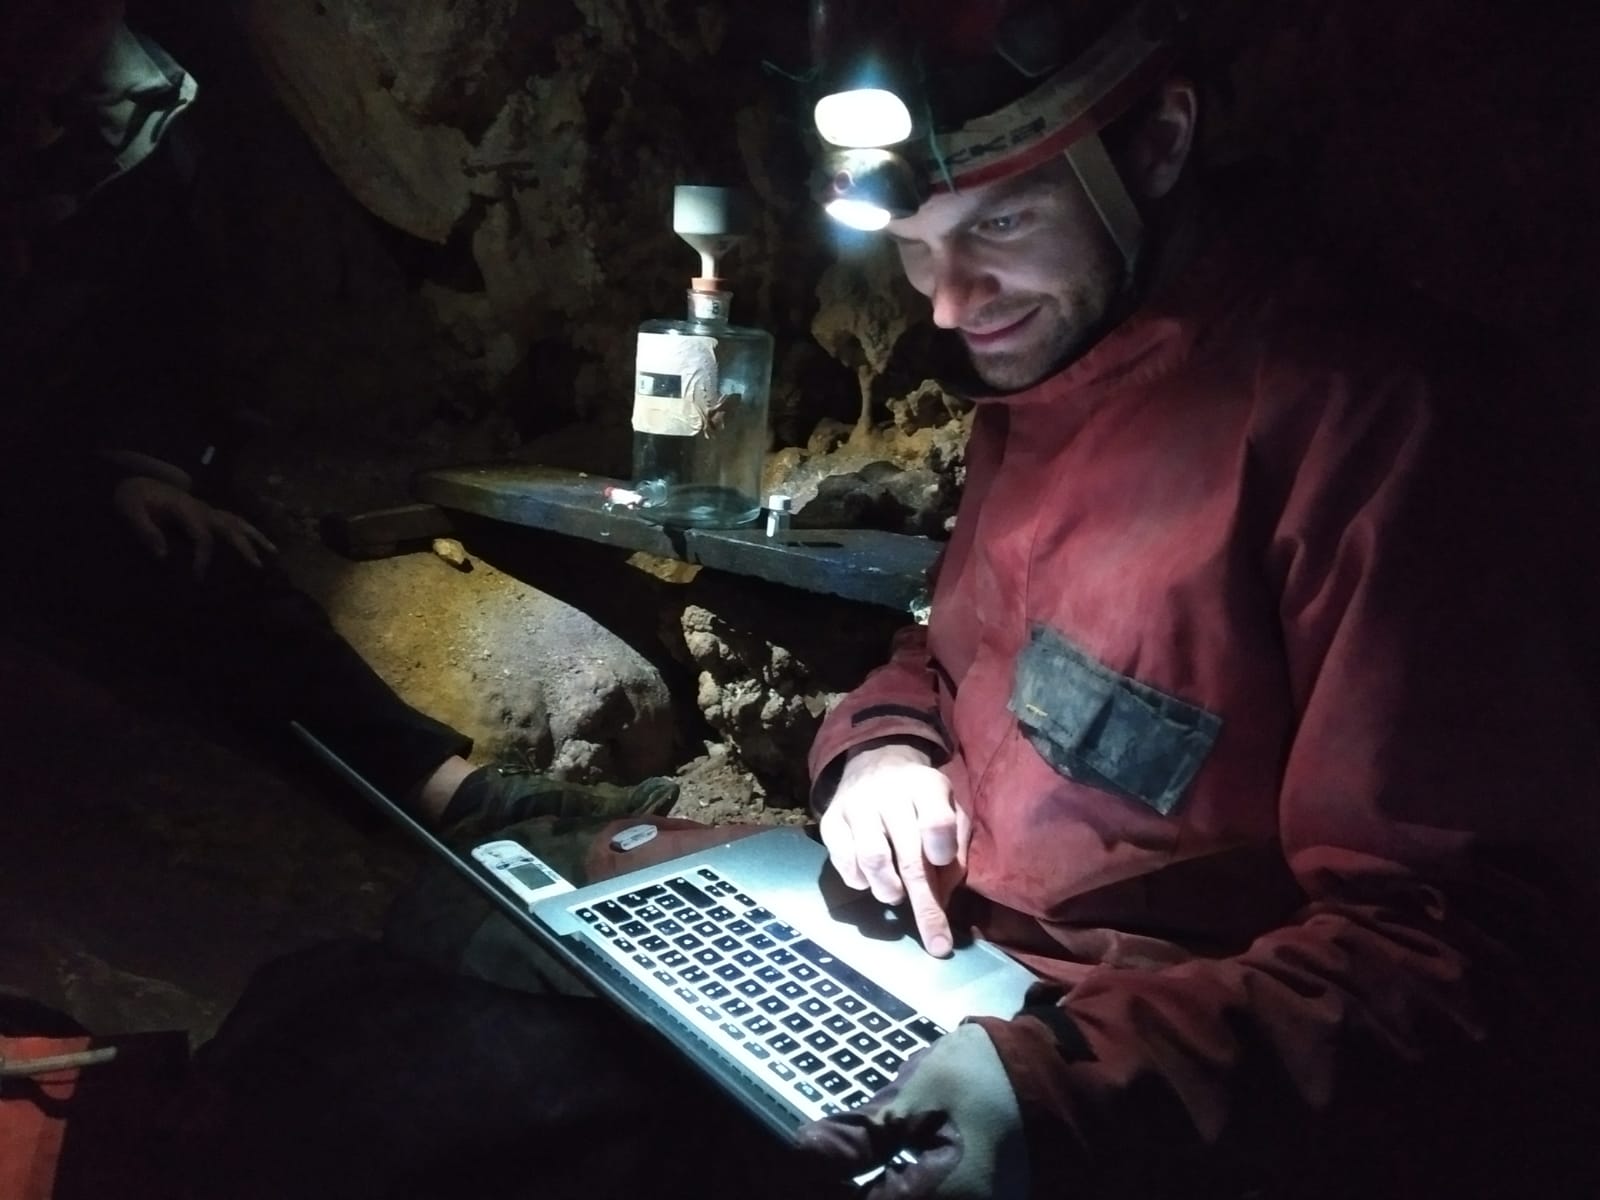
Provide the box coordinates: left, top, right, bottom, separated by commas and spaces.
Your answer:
6, 507, 470, 806
1, 123, 219, 502
169, 818, 848, 1198
2, 116, 470, 807
174, 938, 842, 1200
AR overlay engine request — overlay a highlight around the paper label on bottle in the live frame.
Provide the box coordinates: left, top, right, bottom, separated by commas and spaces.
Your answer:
632, 332, 721, 437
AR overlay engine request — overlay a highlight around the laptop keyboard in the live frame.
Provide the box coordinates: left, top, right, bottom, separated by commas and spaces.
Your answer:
571, 865, 946, 1121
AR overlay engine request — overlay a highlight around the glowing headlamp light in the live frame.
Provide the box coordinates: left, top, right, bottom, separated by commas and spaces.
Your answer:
814, 87, 913, 149
822, 146, 926, 231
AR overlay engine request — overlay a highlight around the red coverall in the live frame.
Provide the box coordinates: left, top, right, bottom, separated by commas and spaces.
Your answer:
807, 230, 1600, 1194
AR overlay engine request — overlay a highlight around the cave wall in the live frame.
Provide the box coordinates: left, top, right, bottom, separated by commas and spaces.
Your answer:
139, 0, 855, 503
139, 0, 1599, 493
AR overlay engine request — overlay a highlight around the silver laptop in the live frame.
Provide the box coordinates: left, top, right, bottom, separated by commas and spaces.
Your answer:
291, 722, 1036, 1145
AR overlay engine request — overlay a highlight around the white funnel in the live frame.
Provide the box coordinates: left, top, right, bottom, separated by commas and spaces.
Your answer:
673, 185, 753, 283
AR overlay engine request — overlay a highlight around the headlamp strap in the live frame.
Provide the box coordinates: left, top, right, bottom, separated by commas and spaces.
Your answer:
1063, 132, 1143, 276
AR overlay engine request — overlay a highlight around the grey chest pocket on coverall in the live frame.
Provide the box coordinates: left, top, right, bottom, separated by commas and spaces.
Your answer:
1007, 624, 1221, 816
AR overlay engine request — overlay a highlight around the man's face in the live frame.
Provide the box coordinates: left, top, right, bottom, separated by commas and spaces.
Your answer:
885, 157, 1127, 391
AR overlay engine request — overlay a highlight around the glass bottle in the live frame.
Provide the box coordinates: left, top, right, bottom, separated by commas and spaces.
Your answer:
631, 283, 772, 528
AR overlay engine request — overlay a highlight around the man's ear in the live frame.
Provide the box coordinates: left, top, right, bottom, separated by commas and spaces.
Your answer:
1123, 77, 1199, 201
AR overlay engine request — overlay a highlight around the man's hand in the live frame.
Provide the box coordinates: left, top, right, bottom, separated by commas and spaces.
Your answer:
793, 1023, 1027, 1200
820, 743, 970, 957
111, 475, 277, 579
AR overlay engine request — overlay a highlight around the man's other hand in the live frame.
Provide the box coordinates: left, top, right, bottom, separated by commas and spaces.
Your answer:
820, 743, 970, 957
112, 475, 277, 579
793, 1023, 1026, 1200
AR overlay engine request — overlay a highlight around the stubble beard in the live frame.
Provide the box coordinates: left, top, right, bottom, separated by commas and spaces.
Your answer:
964, 281, 1115, 392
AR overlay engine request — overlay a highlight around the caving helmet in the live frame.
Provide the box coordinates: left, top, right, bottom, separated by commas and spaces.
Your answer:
810, 0, 1201, 269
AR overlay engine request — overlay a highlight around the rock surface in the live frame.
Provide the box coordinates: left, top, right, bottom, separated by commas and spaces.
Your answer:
234, 0, 843, 435
283, 540, 677, 782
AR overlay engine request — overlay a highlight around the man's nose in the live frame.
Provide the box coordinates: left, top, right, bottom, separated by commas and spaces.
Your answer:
927, 254, 998, 330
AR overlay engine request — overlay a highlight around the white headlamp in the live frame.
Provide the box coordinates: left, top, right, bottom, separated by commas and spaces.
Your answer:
814, 88, 913, 150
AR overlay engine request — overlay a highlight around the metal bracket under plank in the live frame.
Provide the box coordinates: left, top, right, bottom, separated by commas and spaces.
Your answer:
415, 464, 939, 613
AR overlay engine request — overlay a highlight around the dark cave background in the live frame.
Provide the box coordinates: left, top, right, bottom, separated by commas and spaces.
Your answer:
112, 0, 1600, 496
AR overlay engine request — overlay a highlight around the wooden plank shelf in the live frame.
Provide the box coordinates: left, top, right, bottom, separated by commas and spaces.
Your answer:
403, 464, 940, 614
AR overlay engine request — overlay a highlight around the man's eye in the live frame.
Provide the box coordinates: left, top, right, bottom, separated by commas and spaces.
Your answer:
977, 212, 1026, 235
